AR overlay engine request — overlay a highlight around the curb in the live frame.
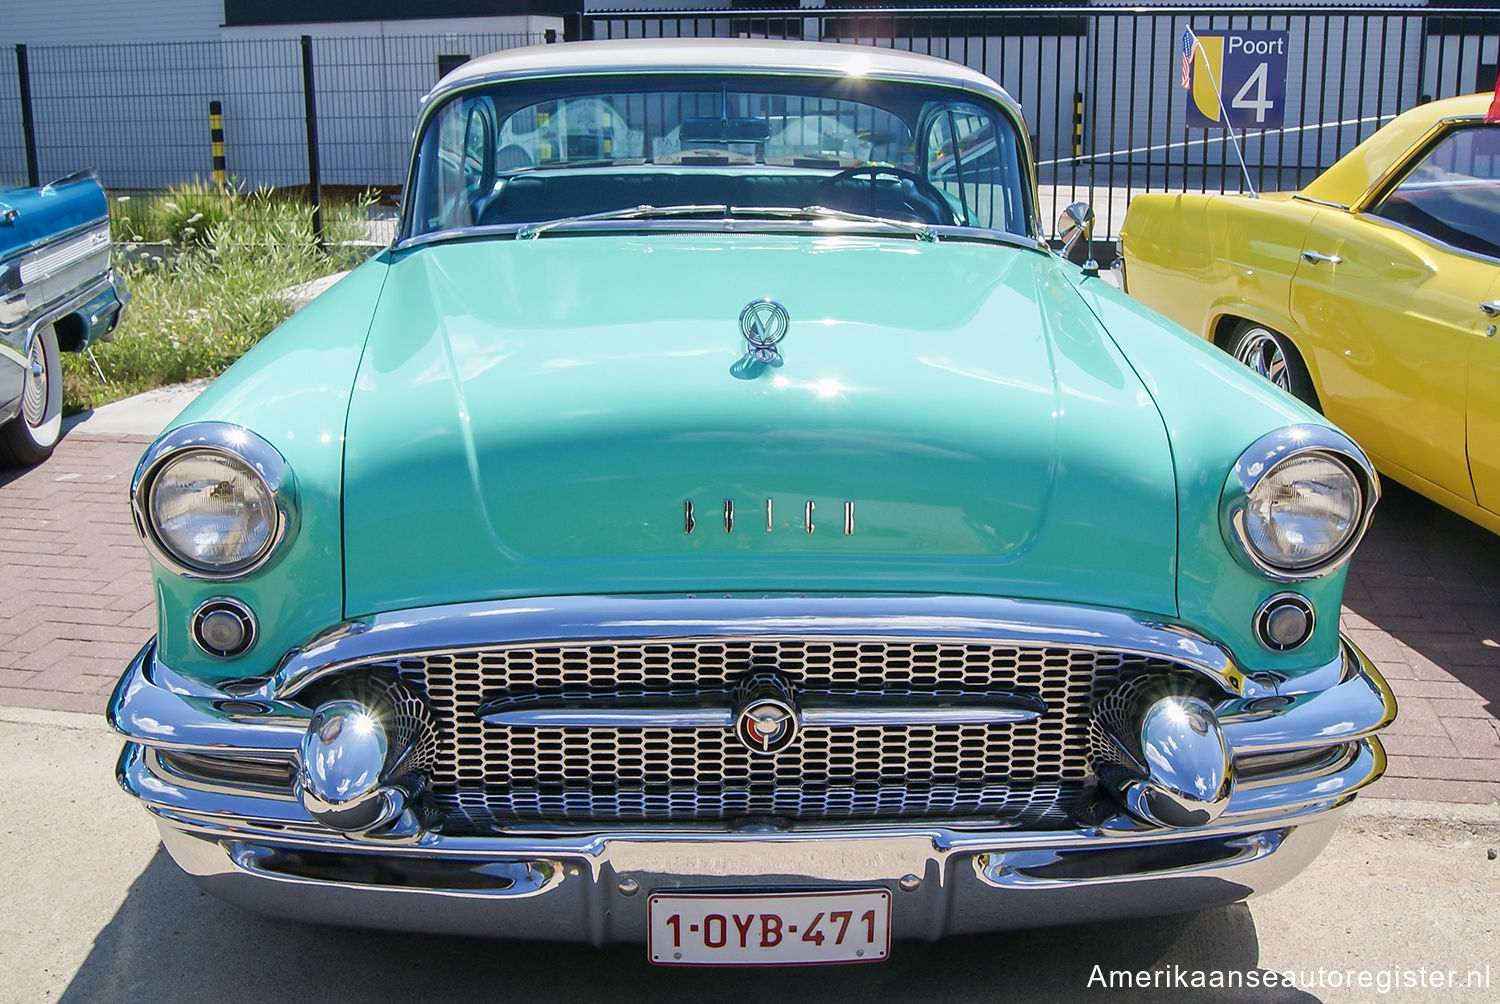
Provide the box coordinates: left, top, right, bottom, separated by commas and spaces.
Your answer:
0, 704, 109, 733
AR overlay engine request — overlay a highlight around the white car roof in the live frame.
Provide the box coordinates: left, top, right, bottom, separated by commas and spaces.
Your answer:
429, 37, 1016, 111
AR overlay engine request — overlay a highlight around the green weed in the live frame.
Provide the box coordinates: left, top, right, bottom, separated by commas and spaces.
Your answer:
63, 186, 380, 412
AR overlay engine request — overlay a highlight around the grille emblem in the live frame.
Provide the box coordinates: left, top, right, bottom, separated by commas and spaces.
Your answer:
734, 673, 800, 754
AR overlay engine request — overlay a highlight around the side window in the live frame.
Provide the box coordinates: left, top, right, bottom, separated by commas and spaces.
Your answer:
1370, 124, 1500, 259
924, 102, 1023, 233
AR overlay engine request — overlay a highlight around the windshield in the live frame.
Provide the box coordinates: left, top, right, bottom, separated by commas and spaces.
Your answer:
407, 72, 1032, 240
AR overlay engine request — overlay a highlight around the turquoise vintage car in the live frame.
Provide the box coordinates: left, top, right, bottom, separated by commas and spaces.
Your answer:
109, 40, 1394, 961
0, 171, 128, 465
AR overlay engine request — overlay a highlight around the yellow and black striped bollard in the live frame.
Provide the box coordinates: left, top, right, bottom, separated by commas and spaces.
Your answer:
208, 100, 227, 189
1072, 92, 1083, 162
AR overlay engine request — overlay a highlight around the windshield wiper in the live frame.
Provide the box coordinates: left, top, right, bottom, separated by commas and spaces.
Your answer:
513, 202, 938, 243
726, 205, 936, 242
516, 204, 728, 239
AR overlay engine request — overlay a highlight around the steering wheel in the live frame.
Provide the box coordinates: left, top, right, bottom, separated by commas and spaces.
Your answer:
812, 166, 960, 226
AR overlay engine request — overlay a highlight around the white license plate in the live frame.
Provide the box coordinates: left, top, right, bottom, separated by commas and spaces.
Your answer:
648, 889, 891, 966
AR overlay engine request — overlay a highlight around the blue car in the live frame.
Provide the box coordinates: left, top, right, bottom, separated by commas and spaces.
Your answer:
0, 170, 128, 465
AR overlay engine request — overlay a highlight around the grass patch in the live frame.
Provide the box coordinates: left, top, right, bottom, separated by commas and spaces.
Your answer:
62, 183, 381, 413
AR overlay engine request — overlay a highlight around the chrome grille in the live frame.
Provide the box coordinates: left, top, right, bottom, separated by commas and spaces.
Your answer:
390, 638, 1177, 830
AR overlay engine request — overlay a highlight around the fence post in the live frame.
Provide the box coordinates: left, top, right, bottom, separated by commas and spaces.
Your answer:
15, 44, 39, 188
299, 34, 325, 249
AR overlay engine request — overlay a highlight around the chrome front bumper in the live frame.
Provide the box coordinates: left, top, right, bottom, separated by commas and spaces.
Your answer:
109, 595, 1395, 941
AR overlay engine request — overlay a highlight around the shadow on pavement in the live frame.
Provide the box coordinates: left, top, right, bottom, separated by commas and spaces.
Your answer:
62, 849, 1317, 1004
1345, 480, 1500, 713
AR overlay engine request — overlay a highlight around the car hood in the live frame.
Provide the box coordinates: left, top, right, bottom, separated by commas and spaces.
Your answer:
342, 234, 1177, 616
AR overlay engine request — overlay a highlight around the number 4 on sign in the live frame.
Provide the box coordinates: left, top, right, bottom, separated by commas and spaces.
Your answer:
1232, 62, 1274, 124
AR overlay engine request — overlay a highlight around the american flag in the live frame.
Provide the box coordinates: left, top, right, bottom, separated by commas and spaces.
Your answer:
1180, 27, 1197, 90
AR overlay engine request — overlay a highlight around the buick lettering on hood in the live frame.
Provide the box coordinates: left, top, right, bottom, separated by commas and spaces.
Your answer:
109, 39, 1395, 963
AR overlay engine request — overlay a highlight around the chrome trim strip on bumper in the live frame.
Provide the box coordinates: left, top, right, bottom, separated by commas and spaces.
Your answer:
109, 644, 309, 754
0, 269, 127, 369
1217, 642, 1397, 754
118, 731, 1385, 848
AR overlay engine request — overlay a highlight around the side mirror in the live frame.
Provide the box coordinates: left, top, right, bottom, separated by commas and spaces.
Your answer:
1058, 202, 1098, 274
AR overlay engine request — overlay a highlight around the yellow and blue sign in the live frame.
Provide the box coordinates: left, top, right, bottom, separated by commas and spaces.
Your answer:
1186, 30, 1288, 130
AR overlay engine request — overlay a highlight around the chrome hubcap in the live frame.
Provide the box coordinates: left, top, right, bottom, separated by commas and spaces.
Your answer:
21, 337, 46, 427
1234, 330, 1290, 392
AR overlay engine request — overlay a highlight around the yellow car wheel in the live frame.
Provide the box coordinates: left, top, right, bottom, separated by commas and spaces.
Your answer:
1226, 321, 1320, 411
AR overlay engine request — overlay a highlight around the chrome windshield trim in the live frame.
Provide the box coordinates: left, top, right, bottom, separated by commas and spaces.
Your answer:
393, 218, 1045, 255
1291, 194, 1349, 211
245, 594, 1245, 701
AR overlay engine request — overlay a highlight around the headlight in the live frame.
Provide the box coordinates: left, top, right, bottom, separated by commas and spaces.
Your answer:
1222, 426, 1377, 580
132, 423, 297, 579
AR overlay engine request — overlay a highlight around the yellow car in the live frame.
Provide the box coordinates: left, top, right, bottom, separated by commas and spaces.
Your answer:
1121, 93, 1500, 535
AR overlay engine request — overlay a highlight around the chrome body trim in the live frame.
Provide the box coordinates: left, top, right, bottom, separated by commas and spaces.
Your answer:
396, 218, 1048, 257
110, 596, 1393, 939
109, 644, 311, 754
1254, 592, 1316, 652
1112, 697, 1233, 827
0, 220, 111, 334
0, 267, 126, 378
476, 692, 1048, 731
122, 730, 1365, 939
1216, 641, 1396, 754
239, 595, 1249, 701
129, 422, 300, 581
191, 596, 259, 658
1220, 424, 1380, 582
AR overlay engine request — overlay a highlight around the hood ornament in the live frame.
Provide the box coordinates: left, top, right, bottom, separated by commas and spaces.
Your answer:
731, 299, 788, 379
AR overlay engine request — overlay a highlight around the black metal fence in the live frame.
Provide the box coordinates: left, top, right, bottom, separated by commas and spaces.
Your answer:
0, 30, 553, 193
585, 6, 1499, 237
3, 8, 1498, 240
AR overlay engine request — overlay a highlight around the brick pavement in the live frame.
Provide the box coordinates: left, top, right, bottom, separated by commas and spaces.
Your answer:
0, 433, 154, 715
1, 430, 1496, 803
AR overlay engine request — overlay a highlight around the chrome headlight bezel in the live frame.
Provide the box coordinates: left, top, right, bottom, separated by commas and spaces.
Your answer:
130, 422, 298, 580
1220, 425, 1378, 582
